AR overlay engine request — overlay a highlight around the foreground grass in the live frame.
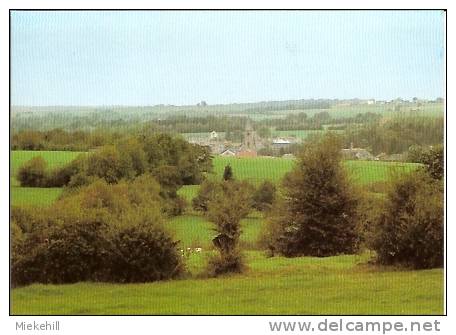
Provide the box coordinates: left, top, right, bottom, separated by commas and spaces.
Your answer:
12, 252, 443, 315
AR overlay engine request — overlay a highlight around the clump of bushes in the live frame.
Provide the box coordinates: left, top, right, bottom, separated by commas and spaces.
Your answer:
369, 171, 443, 269
17, 154, 87, 188
206, 251, 245, 277
252, 180, 276, 211
17, 157, 48, 187
408, 144, 444, 180
193, 178, 275, 213
11, 178, 184, 287
192, 179, 219, 212
16, 133, 211, 215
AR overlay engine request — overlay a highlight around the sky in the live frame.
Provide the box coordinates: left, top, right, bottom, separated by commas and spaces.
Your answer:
11, 10, 445, 106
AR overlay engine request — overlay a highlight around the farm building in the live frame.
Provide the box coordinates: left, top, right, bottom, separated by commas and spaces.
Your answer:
341, 144, 374, 160
220, 149, 236, 157
236, 149, 257, 158
272, 138, 292, 149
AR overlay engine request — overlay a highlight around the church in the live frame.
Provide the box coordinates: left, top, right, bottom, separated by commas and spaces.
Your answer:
236, 120, 262, 157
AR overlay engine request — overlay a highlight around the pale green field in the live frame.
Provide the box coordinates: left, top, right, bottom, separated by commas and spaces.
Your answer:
12, 251, 443, 315
211, 156, 418, 185
11, 187, 63, 207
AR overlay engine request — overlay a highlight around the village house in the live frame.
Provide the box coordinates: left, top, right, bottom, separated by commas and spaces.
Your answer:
220, 149, 236, 157
341, 143, 374, 160
209, 130, 218, 140
272, 138, 292, 149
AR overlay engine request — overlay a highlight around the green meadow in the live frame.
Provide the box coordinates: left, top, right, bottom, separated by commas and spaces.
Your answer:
12, 251, 443, 315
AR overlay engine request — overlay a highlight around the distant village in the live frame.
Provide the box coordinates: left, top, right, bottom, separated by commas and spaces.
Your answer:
186, 120, 404, 161
185, 120, 297, 158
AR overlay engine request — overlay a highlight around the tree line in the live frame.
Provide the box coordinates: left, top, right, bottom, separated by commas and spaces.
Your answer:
343, 116, 443, 155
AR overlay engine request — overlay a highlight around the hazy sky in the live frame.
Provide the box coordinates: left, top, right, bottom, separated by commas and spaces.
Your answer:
11, 10, 445, 106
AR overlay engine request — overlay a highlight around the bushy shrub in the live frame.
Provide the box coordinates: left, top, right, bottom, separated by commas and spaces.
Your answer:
205, 180, 252, 276
107, 220, 183, 282
205, 250, 245, 277
116, 137, 148, 177
223, 164, 233, 181
66, 172, 99, 189
46, 154, 86, 187
163, 195, 187, 216
369, 171, 444, 269
407, 144, 443, 180
151, 165, 187, 216
11, 209, 52, 286
252, 180, 276, 211
421, 144, 444, 180
86, 145, 126, 183
17, 156, 48, 187
42, 216, 112, 284
192, 179, 220, 212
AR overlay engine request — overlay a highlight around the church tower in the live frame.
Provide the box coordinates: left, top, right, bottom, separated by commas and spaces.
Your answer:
243, 119, 256, 151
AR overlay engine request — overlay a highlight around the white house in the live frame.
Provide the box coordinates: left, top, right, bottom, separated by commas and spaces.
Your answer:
209, 131, 218, 140
220, 149, 236, 157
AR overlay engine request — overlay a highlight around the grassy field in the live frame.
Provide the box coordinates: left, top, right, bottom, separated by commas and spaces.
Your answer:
212, 156, 418, 185
12, 251, 443, 315
11, 187, 63, 207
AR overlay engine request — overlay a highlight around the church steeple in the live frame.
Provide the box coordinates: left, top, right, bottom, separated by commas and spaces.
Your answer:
243, 119, 256, 151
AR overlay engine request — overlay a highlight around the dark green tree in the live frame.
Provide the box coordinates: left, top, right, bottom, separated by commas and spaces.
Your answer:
192, 179, 220, 212
267, 135, 359, 257
252, 180, 276, 211
223, 164, 233, 181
